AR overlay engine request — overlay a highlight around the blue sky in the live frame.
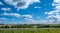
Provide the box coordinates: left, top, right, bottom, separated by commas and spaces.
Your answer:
0, 0, 60, 24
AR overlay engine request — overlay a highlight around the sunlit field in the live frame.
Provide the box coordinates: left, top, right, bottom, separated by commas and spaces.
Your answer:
0, 28, 60, 33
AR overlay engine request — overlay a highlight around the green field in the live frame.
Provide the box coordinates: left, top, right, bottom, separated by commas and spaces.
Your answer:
0, 28, 60, 33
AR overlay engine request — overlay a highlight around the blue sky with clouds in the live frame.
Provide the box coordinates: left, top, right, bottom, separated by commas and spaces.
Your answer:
0, 0, 60, 24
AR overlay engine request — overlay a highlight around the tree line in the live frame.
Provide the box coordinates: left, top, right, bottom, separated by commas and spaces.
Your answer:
0, 24, 60, 28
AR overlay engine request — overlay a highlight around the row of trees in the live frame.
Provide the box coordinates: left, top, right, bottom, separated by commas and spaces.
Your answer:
0, 24, 60, 28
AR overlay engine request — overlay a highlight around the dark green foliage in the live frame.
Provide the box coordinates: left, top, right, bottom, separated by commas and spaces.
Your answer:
0, 24, 60, 28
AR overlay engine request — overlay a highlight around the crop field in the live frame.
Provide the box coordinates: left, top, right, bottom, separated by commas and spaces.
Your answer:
0, 28, 60, 33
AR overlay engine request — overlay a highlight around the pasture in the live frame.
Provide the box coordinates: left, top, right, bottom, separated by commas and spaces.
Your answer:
0, 28, 60, 33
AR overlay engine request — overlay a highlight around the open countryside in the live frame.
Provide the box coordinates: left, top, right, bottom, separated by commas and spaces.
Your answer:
0, 28, 60, 33
0, 24, 60, 33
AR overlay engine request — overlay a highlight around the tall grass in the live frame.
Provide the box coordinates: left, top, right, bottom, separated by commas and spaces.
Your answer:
0, 28, 60, 33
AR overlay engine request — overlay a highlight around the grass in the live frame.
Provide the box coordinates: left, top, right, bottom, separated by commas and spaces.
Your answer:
0, 28, 60, 33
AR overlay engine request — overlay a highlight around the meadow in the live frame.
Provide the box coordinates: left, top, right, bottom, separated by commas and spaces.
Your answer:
0, 28, 60, 33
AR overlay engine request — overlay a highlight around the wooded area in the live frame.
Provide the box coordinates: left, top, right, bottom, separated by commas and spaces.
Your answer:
0, 24, 60, 28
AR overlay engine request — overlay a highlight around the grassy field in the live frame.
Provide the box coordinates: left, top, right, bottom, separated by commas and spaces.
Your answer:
0, 28, 60, 33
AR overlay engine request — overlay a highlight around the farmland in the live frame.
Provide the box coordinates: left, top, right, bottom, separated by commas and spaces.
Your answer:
0, 24, 60, 33
0, 28, 60, 33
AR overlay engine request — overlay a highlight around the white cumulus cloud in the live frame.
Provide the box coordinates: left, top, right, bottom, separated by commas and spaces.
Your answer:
1, 8, 11, 11
1, 13, 21, 17
0, 18, 6, 21
0, 2, 4, 5
45, 0, 60, 24
0, 18, 7, 24
34, 6, 41, 9
22, 15, 32, 19
4, 0, 40, 11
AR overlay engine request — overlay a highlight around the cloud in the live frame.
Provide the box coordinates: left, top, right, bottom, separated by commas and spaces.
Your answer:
54, 0, 60, 3
0, 18, 6, 21
1, 13, 21, 17
45, 10, 60, 15
0, 13, 36, 24
4, 0, 40, 10
22, 15, 32, 19
20, 15, 35, 24
0, 2, 4, 5
1, 13, 33, 18
0, 18, 7, 24
45, 12, 48, 14
52, 0, 60, 9
44, 0, 60, 24
34, 6, 41, 9
1, 8, 11, 11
